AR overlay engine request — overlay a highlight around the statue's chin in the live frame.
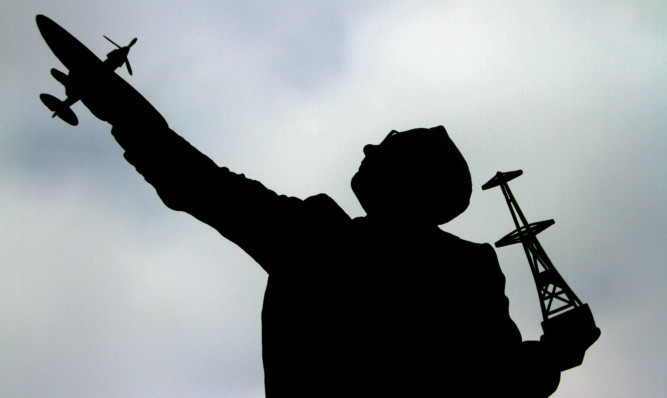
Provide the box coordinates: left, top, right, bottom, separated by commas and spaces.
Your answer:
350, 172, 370, 214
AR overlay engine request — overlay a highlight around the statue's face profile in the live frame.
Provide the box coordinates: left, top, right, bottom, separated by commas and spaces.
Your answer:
355, 130, 406, 181
351, 127, 472, 225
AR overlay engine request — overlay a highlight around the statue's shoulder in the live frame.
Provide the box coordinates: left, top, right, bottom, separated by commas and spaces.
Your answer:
434, 229, 496, 263
436, 229, 488, 248
303, 193, 352, 225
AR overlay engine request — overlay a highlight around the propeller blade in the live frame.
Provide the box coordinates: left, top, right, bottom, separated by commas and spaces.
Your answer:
125, 60, 133, 76
103, 35, 121, 48
128, 38, 137, 47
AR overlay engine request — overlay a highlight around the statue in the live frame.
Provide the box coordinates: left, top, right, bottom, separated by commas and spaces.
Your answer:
38, 15, 599, 397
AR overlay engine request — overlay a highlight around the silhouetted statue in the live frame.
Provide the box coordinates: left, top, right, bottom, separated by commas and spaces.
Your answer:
56, 54, 568, 398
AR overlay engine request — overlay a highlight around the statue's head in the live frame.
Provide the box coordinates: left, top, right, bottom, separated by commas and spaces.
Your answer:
351, 126, 472, 226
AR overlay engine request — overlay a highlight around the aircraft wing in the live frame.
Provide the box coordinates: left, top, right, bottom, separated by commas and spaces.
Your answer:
36, 14, 102, 72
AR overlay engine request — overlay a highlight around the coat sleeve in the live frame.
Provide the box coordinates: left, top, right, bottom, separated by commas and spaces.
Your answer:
73, 66, 344, 272
109, 122, 325, 273
478, 243, 522, 345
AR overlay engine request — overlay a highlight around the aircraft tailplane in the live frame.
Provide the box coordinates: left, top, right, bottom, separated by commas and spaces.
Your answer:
40, 93, 78, 126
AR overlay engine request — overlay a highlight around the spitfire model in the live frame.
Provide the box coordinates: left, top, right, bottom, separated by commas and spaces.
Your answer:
37, 14, 137, 126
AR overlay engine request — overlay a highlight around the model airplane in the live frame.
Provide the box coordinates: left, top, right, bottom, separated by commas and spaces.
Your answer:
36, 14, 137, 126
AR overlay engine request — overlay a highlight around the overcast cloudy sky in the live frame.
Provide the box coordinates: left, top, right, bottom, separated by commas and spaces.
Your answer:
1, 1, 665, 397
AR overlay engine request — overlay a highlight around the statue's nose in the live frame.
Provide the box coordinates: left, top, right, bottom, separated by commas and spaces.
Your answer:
363, 144, 379, 157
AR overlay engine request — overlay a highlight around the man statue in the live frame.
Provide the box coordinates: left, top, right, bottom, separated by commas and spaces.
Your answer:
70, 69, 561, 397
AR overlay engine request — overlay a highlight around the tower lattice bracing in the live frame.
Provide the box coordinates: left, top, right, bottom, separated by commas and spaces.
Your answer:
483, 170, 600, 370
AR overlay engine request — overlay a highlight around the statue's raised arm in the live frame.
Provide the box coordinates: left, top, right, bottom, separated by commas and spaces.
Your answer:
37, 14, 338, 274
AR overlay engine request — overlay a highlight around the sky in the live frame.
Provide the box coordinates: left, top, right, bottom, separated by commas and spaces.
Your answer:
1, 1, 665, 397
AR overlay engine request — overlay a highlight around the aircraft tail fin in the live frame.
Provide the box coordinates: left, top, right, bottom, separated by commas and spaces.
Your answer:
40, 93, 78, 126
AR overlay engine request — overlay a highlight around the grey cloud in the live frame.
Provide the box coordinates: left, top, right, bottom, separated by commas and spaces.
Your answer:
2, 1, 665, 397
